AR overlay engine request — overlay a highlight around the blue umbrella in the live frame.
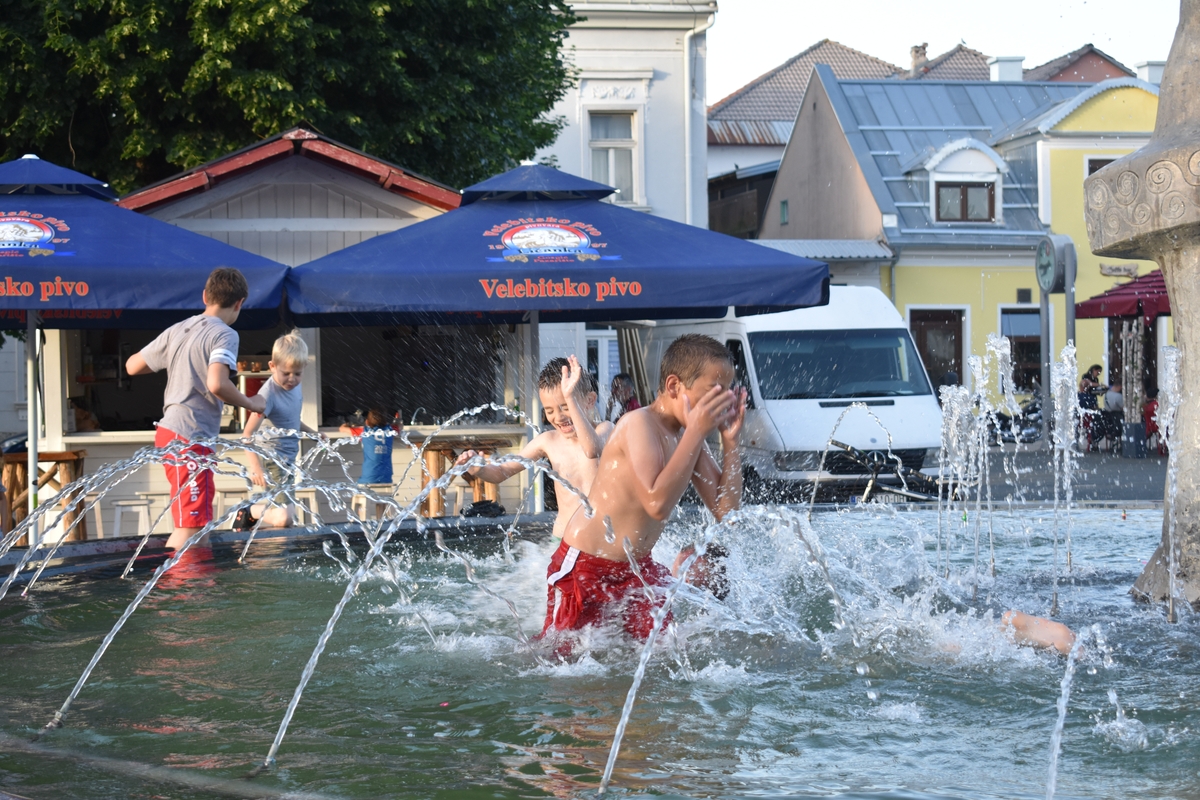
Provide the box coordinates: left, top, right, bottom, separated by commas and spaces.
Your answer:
0, 155, 288, 329
287, 165, 828, 325
0, 155, 288, 544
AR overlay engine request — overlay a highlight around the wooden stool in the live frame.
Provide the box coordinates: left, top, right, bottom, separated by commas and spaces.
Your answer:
4, 450, 88, 545
351, 484, 393, 521
85, 492, 105, 539
112, 499, 151, 538
294, 488, 320, 525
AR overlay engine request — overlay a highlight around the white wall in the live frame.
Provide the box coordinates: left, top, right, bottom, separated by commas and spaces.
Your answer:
537, 1, 713, 226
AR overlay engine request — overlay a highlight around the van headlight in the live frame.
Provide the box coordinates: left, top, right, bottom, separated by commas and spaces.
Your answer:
773, 451, 823, 471
923, 448, 942, 466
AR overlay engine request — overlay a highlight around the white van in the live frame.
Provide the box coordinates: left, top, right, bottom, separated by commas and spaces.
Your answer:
643, 285, 943, 500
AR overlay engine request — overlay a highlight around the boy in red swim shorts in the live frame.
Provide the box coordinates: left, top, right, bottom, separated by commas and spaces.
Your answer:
543, 334, 746, 642
125, 268, 266, 550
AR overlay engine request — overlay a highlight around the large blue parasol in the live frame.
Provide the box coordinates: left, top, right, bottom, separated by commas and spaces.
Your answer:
0, 156, 287, 330
286, 165, 829, 325
0, 155, 288, 544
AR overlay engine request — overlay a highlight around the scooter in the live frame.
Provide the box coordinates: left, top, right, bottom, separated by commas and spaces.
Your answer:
987, 394, 1043, 445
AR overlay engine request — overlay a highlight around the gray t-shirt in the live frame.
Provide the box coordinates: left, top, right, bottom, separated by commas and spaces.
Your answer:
256, 377, 303, 463
139, 314, 239, 440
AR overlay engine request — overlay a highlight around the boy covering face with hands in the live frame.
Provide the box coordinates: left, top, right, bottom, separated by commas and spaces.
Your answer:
542, 334, 746, 641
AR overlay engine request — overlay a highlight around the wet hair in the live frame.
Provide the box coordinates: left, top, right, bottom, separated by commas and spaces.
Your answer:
702, 543, 731, 601
538, 357, 597, 395
658, 334, 734, 391
272, 329, 309, 367
364, 408, 390, 428
204, 268, 250, 309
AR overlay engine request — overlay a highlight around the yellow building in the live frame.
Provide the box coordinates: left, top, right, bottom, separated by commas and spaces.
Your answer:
760, 65, 1160, 396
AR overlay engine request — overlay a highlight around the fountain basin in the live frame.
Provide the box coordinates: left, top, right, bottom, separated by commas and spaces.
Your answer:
0, 508, 1194, 799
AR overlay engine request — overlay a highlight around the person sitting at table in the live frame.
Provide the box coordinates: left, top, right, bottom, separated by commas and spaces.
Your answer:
1104, 381, 1124, 414
1078, 364, 1103, 410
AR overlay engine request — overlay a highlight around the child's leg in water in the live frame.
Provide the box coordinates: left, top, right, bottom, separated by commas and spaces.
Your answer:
1001, 610, 1076, 656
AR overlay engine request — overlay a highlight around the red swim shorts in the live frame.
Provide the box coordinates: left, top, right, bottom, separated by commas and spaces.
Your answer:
156, 426, 215, 528
539, 539, 672, 640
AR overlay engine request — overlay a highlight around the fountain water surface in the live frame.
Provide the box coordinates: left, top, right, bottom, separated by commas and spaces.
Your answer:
0, 380, 1191, 799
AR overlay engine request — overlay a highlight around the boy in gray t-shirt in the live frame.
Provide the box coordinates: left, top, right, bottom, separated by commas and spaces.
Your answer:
126, 268, 265, 550
237, 331, 317, 529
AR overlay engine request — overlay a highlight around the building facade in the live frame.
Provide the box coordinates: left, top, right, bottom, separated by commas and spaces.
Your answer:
536, 0, 714, 227
760, 66, 1161, 394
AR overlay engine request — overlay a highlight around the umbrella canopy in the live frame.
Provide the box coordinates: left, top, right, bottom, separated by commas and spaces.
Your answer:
0, 156, 288, 328
1075, 269, 1170, 325
287, 165, 829, 326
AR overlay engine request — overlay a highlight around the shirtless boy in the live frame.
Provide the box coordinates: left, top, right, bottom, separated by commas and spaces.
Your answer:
455, 355, 613, 538
543, 334, 746, 640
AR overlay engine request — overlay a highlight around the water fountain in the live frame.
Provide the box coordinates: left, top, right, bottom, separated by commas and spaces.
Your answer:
1084, 0, 1200, 607
0, 384, 1191, 799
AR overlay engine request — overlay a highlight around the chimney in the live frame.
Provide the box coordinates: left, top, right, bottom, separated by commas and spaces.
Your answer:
1136, 60, 1166, 84
909, 43, 928, 77
988, 56, 1025, 81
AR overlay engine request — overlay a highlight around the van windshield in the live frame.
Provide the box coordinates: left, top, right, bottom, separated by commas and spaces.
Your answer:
748, 329, 932, 400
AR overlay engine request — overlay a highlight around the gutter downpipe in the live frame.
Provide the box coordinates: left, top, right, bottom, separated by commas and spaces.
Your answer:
683, 11, 716, 226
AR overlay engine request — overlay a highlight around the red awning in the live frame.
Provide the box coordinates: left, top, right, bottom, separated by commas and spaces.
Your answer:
1075, 269, 1171, 324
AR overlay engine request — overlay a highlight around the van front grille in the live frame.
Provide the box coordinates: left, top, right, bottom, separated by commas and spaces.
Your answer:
824, 449, 926, 475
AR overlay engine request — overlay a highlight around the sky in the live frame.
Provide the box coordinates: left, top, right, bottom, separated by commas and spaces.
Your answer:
706, 0, 1181, 103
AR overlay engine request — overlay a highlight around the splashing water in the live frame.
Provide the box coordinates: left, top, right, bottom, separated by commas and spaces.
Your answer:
1159, 346, 1183, 622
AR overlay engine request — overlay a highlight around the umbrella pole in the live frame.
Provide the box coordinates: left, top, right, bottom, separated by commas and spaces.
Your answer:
25, 313, 38, 547
529, 312, 543, 514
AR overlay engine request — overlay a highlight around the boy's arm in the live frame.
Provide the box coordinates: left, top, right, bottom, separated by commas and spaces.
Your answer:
207, 362, 266, 414
689, 388, 746, 522
561, 355, 605, 458
125, 353, 153, 376
454, 435, 546, 484
627, 387, 736, 521
241, 412, 267, 486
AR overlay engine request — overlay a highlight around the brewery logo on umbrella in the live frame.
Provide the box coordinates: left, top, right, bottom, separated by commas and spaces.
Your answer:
485, 218, 620, 264
0, 212, 72, 257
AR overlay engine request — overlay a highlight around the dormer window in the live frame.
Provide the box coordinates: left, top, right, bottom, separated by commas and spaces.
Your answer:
936, 182, 994, 222
915, 138, 1007, 226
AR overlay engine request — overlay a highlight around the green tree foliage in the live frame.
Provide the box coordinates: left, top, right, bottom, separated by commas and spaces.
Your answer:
0, 0, 577, 192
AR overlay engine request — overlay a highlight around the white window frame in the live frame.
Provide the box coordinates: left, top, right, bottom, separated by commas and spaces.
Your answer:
929, 171, 1003, 225
585, 109, 643, 209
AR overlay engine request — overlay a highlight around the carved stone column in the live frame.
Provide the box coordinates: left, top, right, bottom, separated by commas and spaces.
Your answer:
1084, 0, 1200, 604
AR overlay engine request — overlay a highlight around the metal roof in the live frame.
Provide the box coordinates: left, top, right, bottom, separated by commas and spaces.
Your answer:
707, 119, 795, 146
816, 65, 1096, 247
992, 77, 1158, 143
753, 239, 893, 261
707, 39, 902, 145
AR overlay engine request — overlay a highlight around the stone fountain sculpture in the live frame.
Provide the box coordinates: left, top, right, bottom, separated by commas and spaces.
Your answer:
1084, 0, 1200, 605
